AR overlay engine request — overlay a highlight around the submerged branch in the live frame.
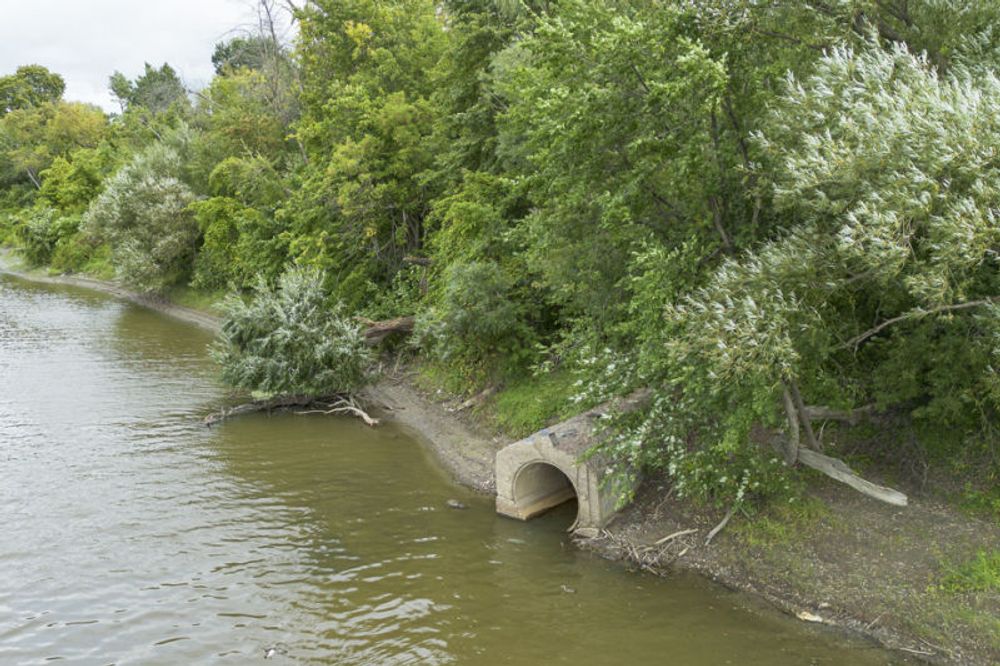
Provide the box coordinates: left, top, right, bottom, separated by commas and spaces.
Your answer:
204, 393, 377, 427
296, 394, 379, 426
204, 394, 313, 426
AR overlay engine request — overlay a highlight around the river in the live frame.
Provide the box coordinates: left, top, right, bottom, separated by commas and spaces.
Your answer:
0, 275, 909, 664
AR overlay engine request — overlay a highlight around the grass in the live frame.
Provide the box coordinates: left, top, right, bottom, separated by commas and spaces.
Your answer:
939, 549, 1000, 593
163, 285, 227, 315
415, 361, 581, 438
487, 369, 579, 438
736, 496, 829, 548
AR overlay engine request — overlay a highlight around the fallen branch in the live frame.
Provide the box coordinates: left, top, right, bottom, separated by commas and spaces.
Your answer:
450, 385, 498, 413
296, 395, 379, 427
357, 315, 416, 346
204, 395, 312, 426
205, 394, 378, 427
760, 426, 910, 507
705, 505, 738, 545
797, 448, 907, 506
654, 528, 699, 546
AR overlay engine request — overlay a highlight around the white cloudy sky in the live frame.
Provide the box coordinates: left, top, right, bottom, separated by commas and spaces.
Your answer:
0, 0, 266, 111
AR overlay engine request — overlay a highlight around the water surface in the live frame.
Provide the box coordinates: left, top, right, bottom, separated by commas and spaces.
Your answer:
0, 276, 908, 664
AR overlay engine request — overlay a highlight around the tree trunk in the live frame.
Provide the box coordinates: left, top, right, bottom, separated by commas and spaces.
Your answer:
358, 315, 415, 345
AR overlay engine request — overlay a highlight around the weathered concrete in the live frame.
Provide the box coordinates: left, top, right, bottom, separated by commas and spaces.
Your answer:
495, 391, 650, 530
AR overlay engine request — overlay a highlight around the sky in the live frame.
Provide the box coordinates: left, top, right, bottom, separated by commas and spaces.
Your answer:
0, 0, 267, 111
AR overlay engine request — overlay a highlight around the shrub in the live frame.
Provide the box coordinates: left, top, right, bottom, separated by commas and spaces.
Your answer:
14, 206, 79, 266
417, 260, 536, 377
213, 267, 374, 398
82, 134, 198, 292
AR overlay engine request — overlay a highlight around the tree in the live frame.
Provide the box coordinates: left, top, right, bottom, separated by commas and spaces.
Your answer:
190, 68, 296, 178
495, 0, 730, 321
598, 35, 1000, 507
212, 36, 277, 74
81, 129, 198, 292
109, 63, 188, 115
287, 0, 448, 306
0, 65, 65, 116
0, 101, 107, 189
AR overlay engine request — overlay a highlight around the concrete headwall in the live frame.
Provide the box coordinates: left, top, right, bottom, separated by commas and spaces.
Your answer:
494, 390, 650, 530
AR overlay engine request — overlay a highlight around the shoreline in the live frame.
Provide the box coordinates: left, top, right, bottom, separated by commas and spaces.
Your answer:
0, 250, 500, 494
5, 253, 996, 664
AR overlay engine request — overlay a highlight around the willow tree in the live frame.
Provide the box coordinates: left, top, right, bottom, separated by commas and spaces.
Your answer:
211, 267, 378, 424
81, 128, 198, 292
600, 36, 1000, 507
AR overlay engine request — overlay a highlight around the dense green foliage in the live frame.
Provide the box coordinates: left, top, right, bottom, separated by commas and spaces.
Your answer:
0, 65, 65, 116
4, 1, 1000, 507
213, 267, 373, 397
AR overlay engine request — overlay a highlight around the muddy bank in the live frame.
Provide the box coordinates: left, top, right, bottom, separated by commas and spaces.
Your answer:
5, 253, 996, 664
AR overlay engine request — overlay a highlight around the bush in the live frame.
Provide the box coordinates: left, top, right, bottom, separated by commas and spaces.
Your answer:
213, 267, 374, 397
14, 206, 79, 266
82, 133, 198, 292
417, 260, 536, 377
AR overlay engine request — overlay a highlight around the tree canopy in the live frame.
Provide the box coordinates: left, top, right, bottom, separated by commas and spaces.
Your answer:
0, 65, 65, 116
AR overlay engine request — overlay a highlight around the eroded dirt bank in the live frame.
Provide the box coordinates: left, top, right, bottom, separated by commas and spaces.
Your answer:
4, 254, 996, 664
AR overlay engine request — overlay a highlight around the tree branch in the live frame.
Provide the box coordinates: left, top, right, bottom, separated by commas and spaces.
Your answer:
797, 448, 908, 506
786, 378, 822, 452
781, 387, 800, 464
24, 168, 41, 190
803, 404, 878, 425
843, 298, 1000, 350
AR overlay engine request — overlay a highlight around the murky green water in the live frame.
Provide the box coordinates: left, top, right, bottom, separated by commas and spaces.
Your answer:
0, 275, 909, 665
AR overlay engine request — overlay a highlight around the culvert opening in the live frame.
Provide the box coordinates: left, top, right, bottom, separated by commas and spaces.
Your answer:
512, 463, 578, 523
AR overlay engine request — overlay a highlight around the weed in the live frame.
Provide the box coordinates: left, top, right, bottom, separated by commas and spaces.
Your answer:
939, 550, 1000, 593
737, 496, 828, 548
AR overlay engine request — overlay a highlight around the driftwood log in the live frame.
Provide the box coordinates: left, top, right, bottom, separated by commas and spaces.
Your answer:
796, 448, 908, 506
358, 315, 415, 346
757, 426, 909, 507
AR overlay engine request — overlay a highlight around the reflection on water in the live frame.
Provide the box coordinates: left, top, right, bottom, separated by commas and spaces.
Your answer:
0, 275, 909, 665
